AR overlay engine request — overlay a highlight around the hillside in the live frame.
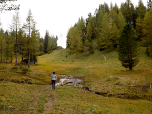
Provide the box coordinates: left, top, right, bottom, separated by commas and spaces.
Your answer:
0, 47, 152, 113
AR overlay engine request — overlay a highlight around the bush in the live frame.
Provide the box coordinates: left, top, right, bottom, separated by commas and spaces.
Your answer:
21, 67, 30, 74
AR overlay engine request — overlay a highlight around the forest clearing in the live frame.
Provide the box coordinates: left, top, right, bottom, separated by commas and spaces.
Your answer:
0, 48, 152, 113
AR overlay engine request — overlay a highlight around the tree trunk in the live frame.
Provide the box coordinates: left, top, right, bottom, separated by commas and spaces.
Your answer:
28, 24, 31, 68
1, 40, 2, 63
10, 55, 12, 63
15, 24, 17, 66
6, 57, 7, 65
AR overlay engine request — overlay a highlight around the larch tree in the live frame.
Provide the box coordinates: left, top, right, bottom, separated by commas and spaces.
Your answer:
0, 29, 7, 63
143, 7, 152, 57
117, 11, 126, 34
98, 13, 111, 51
66, 27, 74, 48
136, 17, 144, 41
11, 11, 20, 66
70, 26, 83, 56
77, 17, 85, 45
86, 22, 92, 41
9, 30, 16, 63
96, 9, 104, 50
84, 22, 93, 55
23, 9, 35, 68
110, 23, 120, 49
136, 0, 146, 20
17, 28, 27, 61
120, 0, 135, 25
4, 31, 11, 64
118, 23, 139, 70
30, 24, 40, 63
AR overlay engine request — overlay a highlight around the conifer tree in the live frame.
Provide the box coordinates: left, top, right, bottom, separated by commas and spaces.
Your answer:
17, 28, 27, 61
117, 11, 126, 33
97, 10, 104, 36
136, 0, 146, 20
120, 0, 135, 25
0, 29, 7, 63
143, 7, 152, 57
11, 11, 20, 66
136, 17, 144, 41
77, 17, 85, 36
66, 27, 74, 48
118, 23, 139, 70
4, 31, 13, 64
39, 38, 44, 55
86, 22, 92, 40
110, 23, 119, 49
98, 13, 111, 51
8, 30, 15, 63
23, 9, 35, 68
30, 24, 39, 63
70, 26, 83, 55
44, 30, 49, 53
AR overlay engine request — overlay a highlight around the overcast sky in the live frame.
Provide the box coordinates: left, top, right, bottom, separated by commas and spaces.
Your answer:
0, 0, 147, 48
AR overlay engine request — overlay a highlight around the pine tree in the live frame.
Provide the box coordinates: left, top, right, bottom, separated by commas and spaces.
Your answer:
118, 23, 139, 70
44, 30, 49, 53
39, 38, 44, 55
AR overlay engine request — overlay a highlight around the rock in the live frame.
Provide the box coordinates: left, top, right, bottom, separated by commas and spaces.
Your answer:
55, 75, 84, 86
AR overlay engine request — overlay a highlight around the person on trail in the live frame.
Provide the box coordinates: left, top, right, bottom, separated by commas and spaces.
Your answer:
51, 72, 57, 90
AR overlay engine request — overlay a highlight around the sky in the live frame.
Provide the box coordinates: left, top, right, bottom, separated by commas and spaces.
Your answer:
0, 0, 148, 48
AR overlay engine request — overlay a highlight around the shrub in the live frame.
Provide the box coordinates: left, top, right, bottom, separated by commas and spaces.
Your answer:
21, 67, 30, 74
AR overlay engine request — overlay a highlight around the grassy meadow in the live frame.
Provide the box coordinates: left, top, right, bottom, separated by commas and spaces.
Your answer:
0, 47, 152, 113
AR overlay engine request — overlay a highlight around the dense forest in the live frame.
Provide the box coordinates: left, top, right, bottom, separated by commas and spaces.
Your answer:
0, 9, 61, 67
66, 0, 152, 57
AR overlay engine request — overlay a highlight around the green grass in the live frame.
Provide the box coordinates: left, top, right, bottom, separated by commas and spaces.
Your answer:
0, 47, 152, 113
51, 86, 152, 114
0, 81, 54, 114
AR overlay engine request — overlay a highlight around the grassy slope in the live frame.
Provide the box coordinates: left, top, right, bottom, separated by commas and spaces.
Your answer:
0, 47, 152, 113
35, 47, 152, 93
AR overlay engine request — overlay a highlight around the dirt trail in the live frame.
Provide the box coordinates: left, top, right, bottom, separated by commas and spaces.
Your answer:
42, 89, 56, 114
101, 54, 107, 61
28, 87, 56, 114
28, 88, 39, 112
95, 52, 107, 61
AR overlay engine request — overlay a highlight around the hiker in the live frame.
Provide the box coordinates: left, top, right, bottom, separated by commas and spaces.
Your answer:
51, 72, 57, 90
